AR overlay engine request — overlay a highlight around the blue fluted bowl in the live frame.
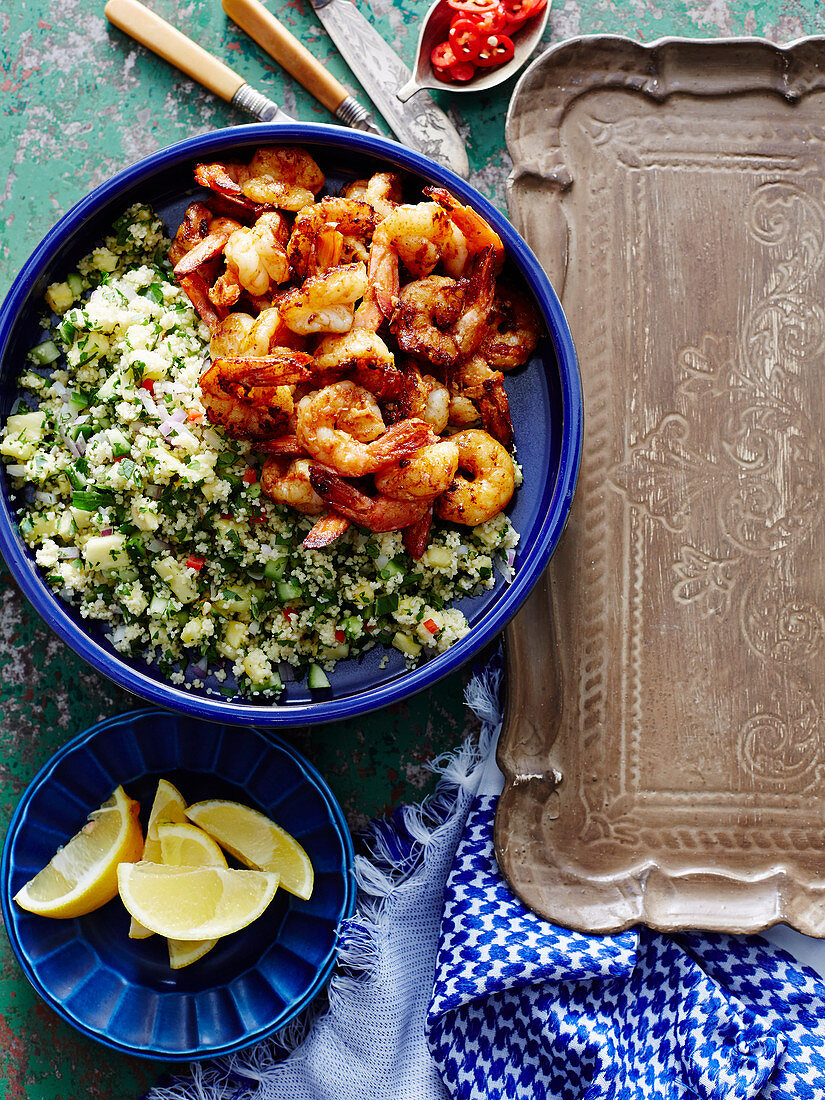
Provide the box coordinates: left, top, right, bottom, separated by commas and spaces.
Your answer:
0, 123, 582, 725
0, 710, 356, 1060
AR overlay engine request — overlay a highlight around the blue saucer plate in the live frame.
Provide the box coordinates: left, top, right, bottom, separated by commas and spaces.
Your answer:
0, 710, 356, 1060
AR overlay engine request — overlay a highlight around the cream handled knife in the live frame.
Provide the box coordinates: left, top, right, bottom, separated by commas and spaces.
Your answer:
222, 0, 380, 133
104, 0, 293, 123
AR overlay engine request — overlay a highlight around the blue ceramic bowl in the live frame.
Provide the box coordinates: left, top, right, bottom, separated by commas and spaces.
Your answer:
0, 123, 582, 725
0, 710, 356, 1060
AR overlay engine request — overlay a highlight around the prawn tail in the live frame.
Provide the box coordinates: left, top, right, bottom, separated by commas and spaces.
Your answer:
368, 241, 400, 319
177, 273, 226, 333
423, 185, 505, 273
314, 228, 345, 274
172, 229, 232, 276
194, 163, 271, 218
256, 435, 306, 456
402, 506, 433, 560
479, 377, 514, 449
454, 245, 497, 357
169, 202, 213, 267
370, 419, 433, 470
213, 352, 313, 388
308, 466, 368, 518
350, 360, 405, 402
209, 270, 244, 309
195, 162, 243, 197
309, 467, 429, 533
302, 512, 351, 550
202, 192, 263, 225
353, 285, 388, 335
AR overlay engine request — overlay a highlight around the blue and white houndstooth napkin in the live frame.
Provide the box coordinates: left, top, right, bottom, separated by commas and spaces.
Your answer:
151, 668, 825, 1100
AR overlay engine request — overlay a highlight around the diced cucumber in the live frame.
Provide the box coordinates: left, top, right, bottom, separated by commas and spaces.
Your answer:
109, 426, 131, 457
66, 272, 84, 296
29, 340, 60, 365
264, 558, 285, 582
379, 559, 405, 580
96, 370, 122, 402
57, 512, 76, 540
149, 594, 173, 618
68, 421, 95, 441
342, 614, 363, 639
277, 581, 302, 602
308, 663, 330, 690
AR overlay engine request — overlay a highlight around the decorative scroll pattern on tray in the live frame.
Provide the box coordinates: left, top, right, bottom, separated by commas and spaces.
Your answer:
497, 36, 825, 934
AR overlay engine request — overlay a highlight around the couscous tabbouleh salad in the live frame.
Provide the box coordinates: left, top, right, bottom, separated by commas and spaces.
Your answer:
0, 202, 521, 698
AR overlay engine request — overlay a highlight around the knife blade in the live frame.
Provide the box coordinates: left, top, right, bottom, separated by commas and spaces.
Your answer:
309, 0, 470, 178
222, 0, 381, 135
105, 0, 294, 124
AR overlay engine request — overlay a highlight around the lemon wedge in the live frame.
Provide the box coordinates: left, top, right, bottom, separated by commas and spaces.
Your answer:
157, 822, 228, 969
166, 936, 217, 970
185, 800, 314, 900
143, 779, 188, 863
117, 863, 279, 939
129, 778, 188, 941
158, 821, 227, 869
14, 786, 143, 919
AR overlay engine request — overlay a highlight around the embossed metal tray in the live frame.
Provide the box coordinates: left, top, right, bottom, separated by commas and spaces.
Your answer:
496, 35, 825, 935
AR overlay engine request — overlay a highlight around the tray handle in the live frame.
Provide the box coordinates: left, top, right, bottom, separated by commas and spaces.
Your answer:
506, 171, 570, 294
498, 565, 564, 785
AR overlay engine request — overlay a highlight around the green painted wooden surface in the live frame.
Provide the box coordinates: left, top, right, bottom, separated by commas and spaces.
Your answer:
2, 0, 824, 1094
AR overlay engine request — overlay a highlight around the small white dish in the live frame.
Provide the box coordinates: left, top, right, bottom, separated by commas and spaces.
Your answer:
397, 0, 550, 100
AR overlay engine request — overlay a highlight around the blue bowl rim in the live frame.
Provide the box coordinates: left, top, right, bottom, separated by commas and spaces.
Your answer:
0, 122, 583, 727
0, 707, 358, 1060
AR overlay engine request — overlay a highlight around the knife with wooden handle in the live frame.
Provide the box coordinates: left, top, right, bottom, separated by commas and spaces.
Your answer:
104, 0, 294, 123
222, 0, 380, 133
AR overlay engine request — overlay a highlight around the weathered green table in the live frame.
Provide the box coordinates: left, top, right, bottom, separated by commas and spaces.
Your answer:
2, 0, 823, 1094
